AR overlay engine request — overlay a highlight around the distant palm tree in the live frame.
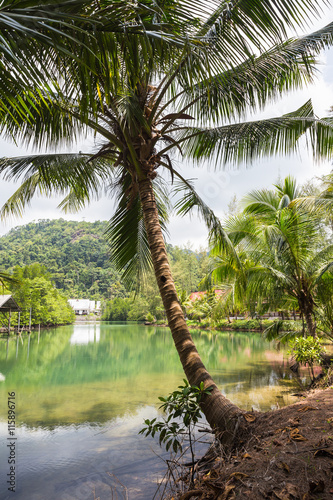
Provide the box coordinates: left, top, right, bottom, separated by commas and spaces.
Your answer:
1, 1, 333, 441
211, 177, 333, 338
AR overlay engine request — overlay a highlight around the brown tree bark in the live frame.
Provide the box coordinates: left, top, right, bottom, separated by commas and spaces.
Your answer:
298, 296, 317, 337
138, 176, 245, 446
303, 307, 317, 337
298, 288, 317, 337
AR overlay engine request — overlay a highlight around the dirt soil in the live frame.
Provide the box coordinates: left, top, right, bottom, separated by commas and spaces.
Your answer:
176, 388, 333, 500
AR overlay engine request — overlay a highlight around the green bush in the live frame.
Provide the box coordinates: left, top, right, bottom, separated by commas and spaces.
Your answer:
146, 312, 156, 323
215, 319, 230, 329
288, 336, 325, 381
9, 264, 75, 326
215, 319, 261, 330
234, 319, 260, 330
277, 320, 302, 331
102, 296, 150, 321
289, 336, 324, 365
213, 318, 303, 333
102, 297, 129, 321
139, 379, 213, 482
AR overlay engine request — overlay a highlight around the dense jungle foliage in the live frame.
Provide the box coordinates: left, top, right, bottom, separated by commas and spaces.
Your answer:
0, 219, 120, 298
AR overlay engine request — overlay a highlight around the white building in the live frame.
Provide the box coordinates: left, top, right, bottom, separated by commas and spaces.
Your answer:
68, 299, 101, 315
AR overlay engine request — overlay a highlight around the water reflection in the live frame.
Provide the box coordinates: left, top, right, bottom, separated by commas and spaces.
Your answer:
0, 323, 298, 499
70, 323, 101, 345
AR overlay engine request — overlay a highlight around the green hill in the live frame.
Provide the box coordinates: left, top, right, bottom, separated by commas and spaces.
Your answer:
0, 219, 124, 299
0, 219, 210, 301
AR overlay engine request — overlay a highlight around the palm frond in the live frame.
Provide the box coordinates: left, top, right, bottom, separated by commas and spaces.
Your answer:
0, 87, 121, 148
248, 264, 295, 289
172, 177, 221, 237
185, 0, 331, 87
0, 154, 111, 219
171, 174, 242, 265
0, 0, 111, 118
311, 260, 333, 285
275, 175, 301, 199
105, 173, 169, 288
177, 22, 333, 123
220, 213, 258, 248
0, 172, 42, 219
291, 177, 333, 213
197, 0, 328, 46
0, 92, 84, 147
165, 100, 333, 165
242, 189, 280, 217
263, 320, 299, 344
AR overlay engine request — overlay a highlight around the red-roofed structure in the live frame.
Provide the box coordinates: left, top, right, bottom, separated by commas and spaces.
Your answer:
188, 290, 225, 302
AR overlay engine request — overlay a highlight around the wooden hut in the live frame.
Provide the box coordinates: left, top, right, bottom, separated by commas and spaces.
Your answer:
0, 295, 21, 334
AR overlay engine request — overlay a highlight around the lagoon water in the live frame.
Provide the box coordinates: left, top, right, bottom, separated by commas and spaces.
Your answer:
0, 323, 296, 500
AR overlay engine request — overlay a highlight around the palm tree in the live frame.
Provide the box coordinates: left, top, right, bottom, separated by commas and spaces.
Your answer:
210, 176, 333, 338
187, 291, 216, 324
1, 1, 333, 443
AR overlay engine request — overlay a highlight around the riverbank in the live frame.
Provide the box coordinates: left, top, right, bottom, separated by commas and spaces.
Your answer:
192, 319, 302, 333
74, 314, 101, 322
170, 386, 333, 500
154, 318, 303, 333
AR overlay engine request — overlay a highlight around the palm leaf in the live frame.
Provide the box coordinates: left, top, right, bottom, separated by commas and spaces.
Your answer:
105, 173, 169, 288
197, 0, 328, 46
0, 154, 111, 219
172, 177, 226, 242
220, 213, 258, 248
171, 174, 243, 273
184, 0, 331, 82
177, 22, 333, 123
242, 190, 281, 217
165, 100, 329, 164
263, 320, 299, 343
311, 260, 333, 285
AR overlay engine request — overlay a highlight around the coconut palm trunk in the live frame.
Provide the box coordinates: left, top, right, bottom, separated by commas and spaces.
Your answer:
138, 176, 244, 442
304, 311, 316, 337
299, 301, 317, 337
297, 280, 317, 337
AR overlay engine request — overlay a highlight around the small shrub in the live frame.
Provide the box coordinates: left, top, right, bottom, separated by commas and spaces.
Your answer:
288, 336, 325, 381
228, 319, 261, 330
215, 319, 230, 329
145, 312, 155, 323
139, 380, 212, 457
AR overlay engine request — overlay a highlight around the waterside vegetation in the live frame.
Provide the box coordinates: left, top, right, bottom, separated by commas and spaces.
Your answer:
0, 262, 75, 329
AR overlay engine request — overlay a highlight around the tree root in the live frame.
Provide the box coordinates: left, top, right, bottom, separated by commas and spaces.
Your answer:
179, 489, 204, 500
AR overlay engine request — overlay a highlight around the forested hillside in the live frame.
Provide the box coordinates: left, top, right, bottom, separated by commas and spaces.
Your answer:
0, 219, 209, 302
0, 219, 120, 299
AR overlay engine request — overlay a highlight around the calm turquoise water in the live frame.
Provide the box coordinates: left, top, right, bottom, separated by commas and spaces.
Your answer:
0, 322, 296, 500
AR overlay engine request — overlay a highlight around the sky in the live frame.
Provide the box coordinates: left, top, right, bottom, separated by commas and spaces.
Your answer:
1, 5, 333, 249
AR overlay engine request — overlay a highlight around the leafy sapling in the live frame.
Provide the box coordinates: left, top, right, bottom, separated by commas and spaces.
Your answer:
288, 336, 325, 383
139, 380, 212, 467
